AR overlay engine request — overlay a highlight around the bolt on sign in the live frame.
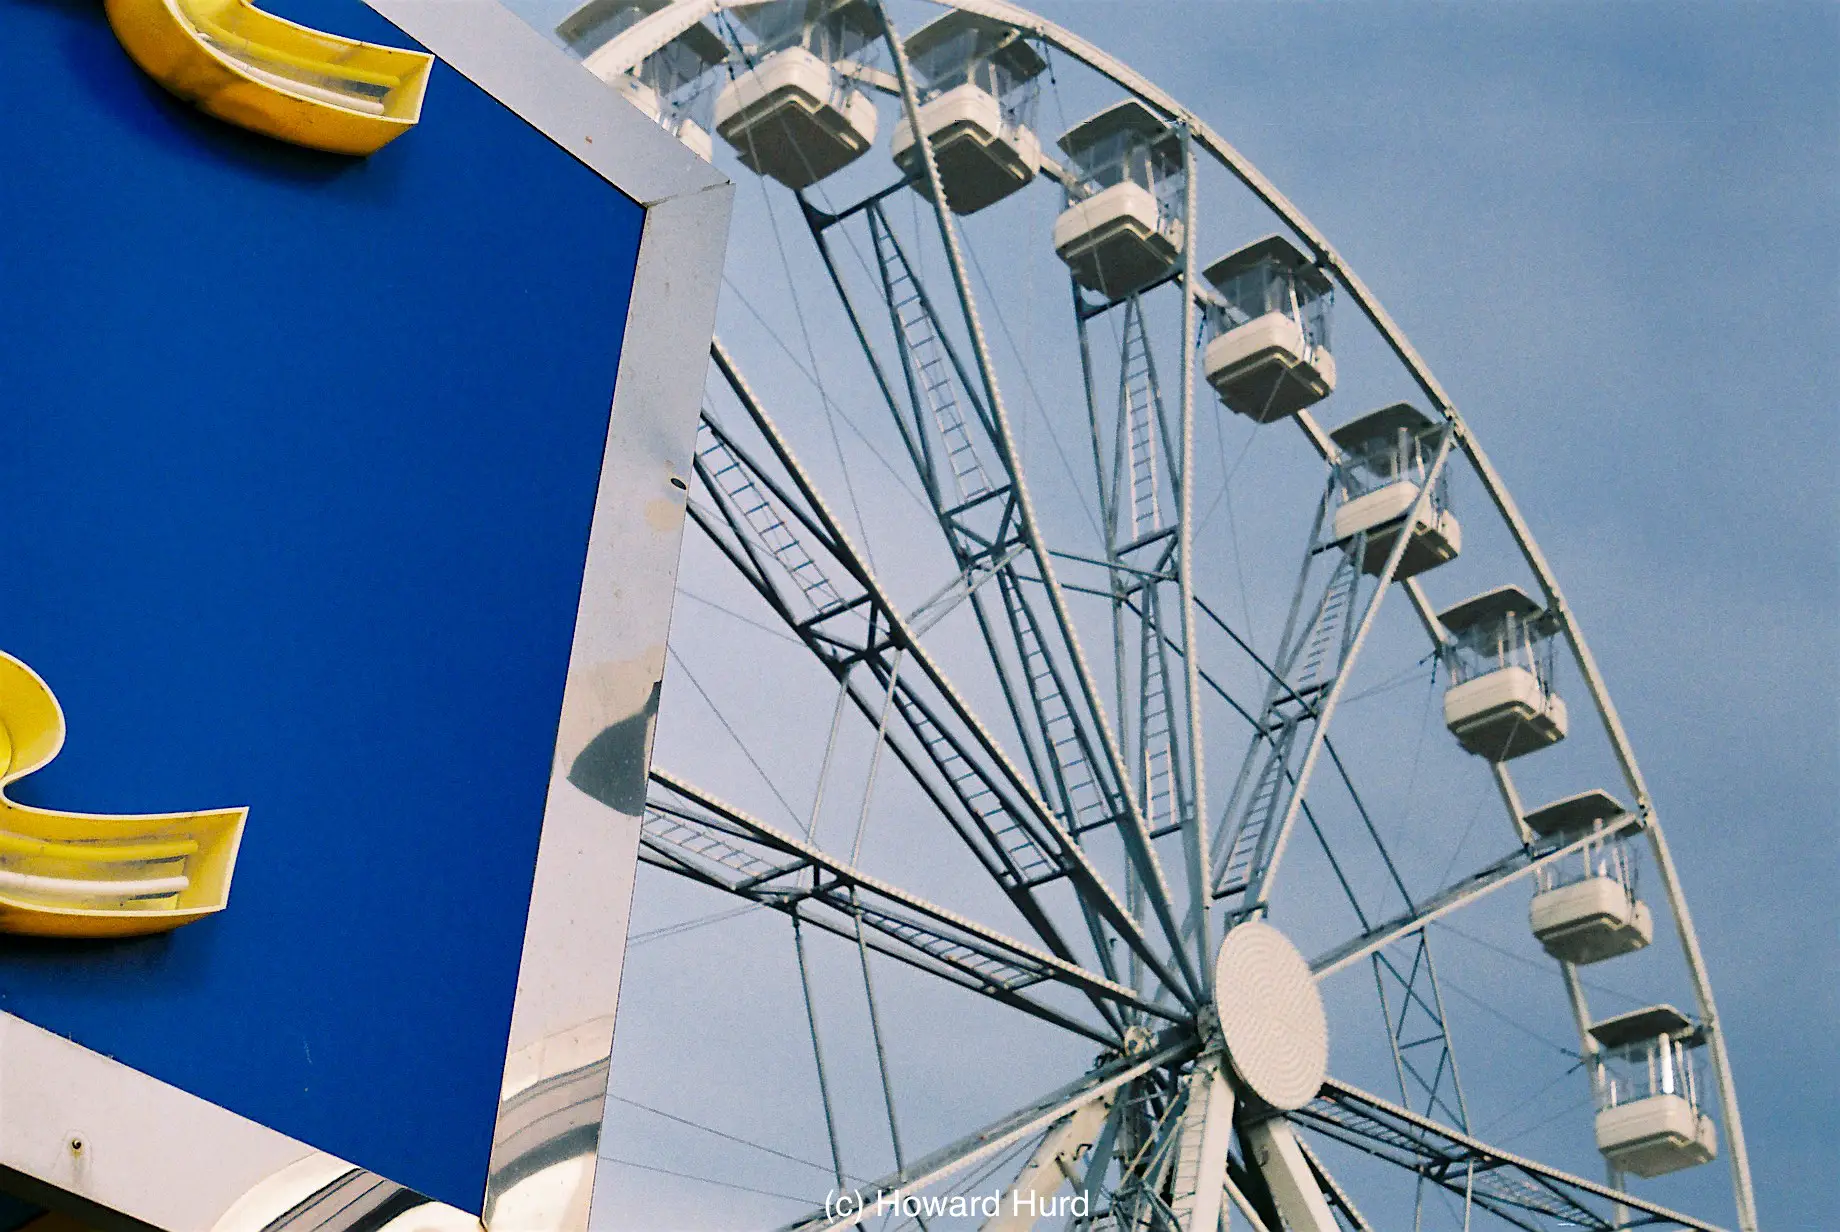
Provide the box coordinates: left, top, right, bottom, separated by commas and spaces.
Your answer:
0, 0, 730, 1227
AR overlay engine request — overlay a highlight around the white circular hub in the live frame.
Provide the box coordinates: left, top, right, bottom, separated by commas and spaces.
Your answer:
1213, 921, 1329, 1110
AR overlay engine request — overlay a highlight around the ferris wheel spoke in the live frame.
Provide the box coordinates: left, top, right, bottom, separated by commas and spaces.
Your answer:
699, 339, 1201, 1008
1291, 166, 1757, 1223
1290, 1132, 1375, 1232
643, 769, 1185, 1035
801, 196, 1202, 1003
1309, 809, 1645, 979
801, 17, 1211, 1007
1294, 1080, 1728, 1232
776, 1035, 1195, 1232
637, 824, 1106, 1046
1171, 122, 1215, 973
1211, 427, 1458, 919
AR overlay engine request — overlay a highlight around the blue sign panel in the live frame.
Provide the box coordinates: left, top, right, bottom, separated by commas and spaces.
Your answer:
0, 0, 644, 1210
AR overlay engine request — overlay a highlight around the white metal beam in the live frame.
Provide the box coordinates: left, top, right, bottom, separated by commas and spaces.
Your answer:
1243, 1120, 1338, 1232
981, 1093, 1114, 1231
1167, 1058, 1234, 1232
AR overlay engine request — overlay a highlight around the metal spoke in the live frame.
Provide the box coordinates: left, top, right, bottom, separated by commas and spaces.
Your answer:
1292, 1079, 1728, 1231
645, 771, 1187, 1034
694, 340, 1198, 1010
792, 916, 849, 1190
1310, 812, 1644, 977
1172, 119, 1212, 973
1215, 425, 1458, 916
777, 1036, 1196, 1232
866, 10, 1204, 1001
799, 199, 1202, 1006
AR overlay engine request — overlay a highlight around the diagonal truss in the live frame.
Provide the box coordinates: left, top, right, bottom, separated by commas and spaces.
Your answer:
794, 193, 1203, 1005
1211, 426, 1458, 918
776, 1036, 1197, 1232
1371, 932, 1470, 1134
1087, 292, 1203, 994
683, 338, 1200, 1014
1311, 812, 1646, 978
1291, 1079, 1726, 1232
642, 770, 1187, 1040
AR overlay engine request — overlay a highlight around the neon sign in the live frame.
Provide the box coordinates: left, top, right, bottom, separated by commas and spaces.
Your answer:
0, 652, 246, 938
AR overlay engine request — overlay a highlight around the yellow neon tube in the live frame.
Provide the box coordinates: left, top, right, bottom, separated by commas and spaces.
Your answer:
105, 0, 433, 155
0, 652, 247, 939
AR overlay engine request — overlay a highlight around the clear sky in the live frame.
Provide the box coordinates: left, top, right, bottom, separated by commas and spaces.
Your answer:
502, 1, 1837, 1225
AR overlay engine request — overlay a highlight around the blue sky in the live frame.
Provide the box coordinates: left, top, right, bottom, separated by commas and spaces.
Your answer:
500, 1, 1837, 1225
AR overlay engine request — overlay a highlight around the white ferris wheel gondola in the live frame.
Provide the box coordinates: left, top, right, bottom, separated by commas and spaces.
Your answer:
712, 0, 883, 188
888, 9, 1045, 213
1327, 402, 1462, 580
1589, 1005, 1721, 1179
1438, 584, 1570, 761
1524, 789, 1656, 966
1202, 234, 1337, 423
1050, 98, 1185, 299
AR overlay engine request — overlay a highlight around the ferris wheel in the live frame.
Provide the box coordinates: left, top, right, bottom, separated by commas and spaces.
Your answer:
557, 2, 1759, 1229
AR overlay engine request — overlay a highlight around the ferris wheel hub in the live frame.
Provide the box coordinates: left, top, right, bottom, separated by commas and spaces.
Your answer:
1213, 921, 1329, 1111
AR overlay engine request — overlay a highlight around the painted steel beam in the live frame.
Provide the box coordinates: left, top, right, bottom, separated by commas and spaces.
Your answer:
646, 771, 1183, 1026
777, 1038, 1196, 1232
1310, 813, 1642, 978
1293, 1080, 1727, 1232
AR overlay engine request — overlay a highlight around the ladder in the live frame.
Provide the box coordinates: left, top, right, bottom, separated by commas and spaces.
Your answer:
1293, 552, 1358, 695
891, 687, 1058, 885
1001, 578, 1111, 837
1213, 532, 1367, 905
696, 416, 842, 615
869, 206, 992, 505
1138, 603, 1180, 837
1118, 298, 1164, 541
1214, 717, 1299, 901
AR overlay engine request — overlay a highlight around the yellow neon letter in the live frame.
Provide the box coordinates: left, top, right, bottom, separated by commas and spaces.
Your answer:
0, 652, 247, 939
106, 0, 433, 156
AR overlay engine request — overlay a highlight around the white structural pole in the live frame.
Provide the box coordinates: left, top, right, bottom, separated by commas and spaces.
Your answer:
1249, 426, 1458, 909
1168, 1057, 1234, 1232
982, 1095, 1113, 1231
709, 339, 1191, 1007
873, 0, 1202, 999
1243, 1120, 1338, 1232
1175, 123, 1211, 968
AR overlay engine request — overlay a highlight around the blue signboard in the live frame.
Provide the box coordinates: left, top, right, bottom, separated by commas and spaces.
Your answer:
0, 0, 646, 1210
